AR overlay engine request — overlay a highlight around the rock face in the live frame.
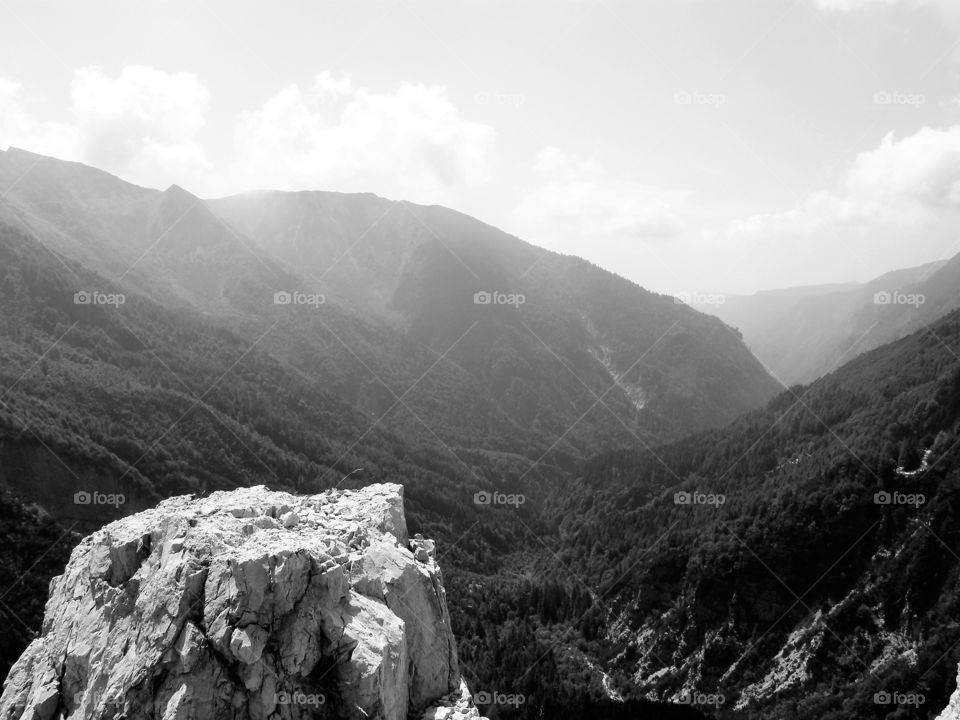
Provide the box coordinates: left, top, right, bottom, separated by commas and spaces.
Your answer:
938, 666, 960, 720
0, 483, 485, 720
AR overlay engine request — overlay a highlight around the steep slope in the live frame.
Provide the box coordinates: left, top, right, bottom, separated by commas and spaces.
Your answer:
0, 483, 485, 720
0, 148, 781, 453
210, 188, 782, 441
701, 257, 957, 384
554, 308, 960, 719
0, 149, 749, 718
0, 489, 78, 683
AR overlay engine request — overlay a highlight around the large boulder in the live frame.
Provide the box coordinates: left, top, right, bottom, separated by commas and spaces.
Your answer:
0, 484, 484, 720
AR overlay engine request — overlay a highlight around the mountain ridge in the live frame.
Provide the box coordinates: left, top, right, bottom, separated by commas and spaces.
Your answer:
696, 256, 958, 384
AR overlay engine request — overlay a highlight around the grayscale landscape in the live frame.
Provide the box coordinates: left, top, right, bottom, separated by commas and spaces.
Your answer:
1, 2, 960, 719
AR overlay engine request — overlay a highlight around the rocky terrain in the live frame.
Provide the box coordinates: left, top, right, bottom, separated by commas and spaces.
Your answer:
0, 483, 485, 720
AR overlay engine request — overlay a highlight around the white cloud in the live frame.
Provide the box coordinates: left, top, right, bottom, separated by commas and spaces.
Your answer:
69, 66, 211, 186
846, 127, 960, 208
514, 147, 688, 252
1, 68, 494, 201
0, 66, 211, 189
227, 72, 495, 202
0, 78, 77, 160
722, 124, 960, 244
705, 123, 960, 293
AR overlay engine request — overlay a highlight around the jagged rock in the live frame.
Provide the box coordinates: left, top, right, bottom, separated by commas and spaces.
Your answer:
0, 483, 486, 720
421, 679, 486, 720
938, 665, 960, 720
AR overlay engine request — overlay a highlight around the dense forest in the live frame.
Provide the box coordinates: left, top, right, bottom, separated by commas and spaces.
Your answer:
0, 219, 710, 718
4, 197, 960, 718
537, 312, 960, 718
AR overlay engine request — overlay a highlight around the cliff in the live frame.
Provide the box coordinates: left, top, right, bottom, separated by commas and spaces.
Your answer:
0, 483, 485, 720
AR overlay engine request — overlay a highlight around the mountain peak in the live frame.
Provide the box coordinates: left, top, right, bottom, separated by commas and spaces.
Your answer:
162, 183, 198, 200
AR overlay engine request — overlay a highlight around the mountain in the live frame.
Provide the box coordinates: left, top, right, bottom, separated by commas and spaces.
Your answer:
549, 307, 960, 718
0, 147, 780, 452
0, 148, 778, 717
8, 146, 960, 718
697, 257, 959, 384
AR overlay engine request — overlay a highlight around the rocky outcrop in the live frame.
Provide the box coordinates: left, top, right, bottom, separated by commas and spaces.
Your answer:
0, 483, 485, 720
938, 666, 960, 720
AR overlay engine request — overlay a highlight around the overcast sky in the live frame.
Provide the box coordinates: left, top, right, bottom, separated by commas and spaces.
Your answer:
3, 0, 960, 294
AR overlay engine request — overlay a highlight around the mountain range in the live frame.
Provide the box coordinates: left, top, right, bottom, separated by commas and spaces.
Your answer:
697, 256, 960, 385
0, 147, 778, 717
3, 147, 960, 718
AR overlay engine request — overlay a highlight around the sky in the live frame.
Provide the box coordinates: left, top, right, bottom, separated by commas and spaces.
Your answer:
3, 0, 960, 294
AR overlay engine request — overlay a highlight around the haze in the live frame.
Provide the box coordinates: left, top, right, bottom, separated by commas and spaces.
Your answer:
3, 0, 960, 294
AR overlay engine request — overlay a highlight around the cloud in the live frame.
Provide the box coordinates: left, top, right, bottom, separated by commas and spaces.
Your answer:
227, 72, 496, 202
722, 124, 960, 244
0, 78, 76, 160
0, 66, 211, 189
69, 66, 211, 185
514, 147, 688, 252
1, 68, 494, 201
845, 127, 960, 208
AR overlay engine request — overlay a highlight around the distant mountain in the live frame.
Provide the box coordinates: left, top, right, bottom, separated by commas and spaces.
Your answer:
696, 257, 958, 384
